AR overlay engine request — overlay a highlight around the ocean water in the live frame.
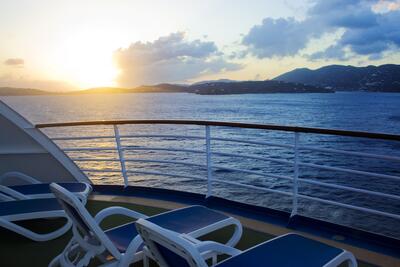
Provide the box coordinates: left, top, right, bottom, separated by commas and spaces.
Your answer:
2, 92, 400, 238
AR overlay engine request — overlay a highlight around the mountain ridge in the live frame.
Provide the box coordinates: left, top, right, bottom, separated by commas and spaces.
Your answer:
0, 87, 54, 96
2, 64, 399, 96
273, 64, 400, 92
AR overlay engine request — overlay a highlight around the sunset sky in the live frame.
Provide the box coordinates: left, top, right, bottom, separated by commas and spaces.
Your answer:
0, 0, 399, 91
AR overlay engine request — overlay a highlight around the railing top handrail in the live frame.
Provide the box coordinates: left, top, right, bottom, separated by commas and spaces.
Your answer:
35, 119, 400, 141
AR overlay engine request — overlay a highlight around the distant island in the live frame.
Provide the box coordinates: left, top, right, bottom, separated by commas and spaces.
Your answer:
0, 87, 56, 96
0, 81, 331, 96
1, 64, 399, 96
189, 80, 330, 94
274, 64, 400, 92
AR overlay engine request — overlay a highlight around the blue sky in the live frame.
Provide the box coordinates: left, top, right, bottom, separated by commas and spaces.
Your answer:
0, 0, 399, 90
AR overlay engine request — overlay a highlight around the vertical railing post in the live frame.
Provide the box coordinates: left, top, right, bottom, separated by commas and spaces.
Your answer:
206, 125, 213, 198
291, 132, 300, 217
114, 125, 128, 187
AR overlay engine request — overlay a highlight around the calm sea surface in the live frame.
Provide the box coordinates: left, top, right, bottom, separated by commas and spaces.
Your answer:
2, 92, 400, 238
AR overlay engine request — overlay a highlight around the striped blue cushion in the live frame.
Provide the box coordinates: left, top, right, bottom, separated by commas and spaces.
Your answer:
105, 205, 229, 253
216, 234, 343, 267
0, 198, 61, 216
9, 183, 87, 195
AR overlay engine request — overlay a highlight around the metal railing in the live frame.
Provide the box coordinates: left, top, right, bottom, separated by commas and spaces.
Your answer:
36, 120, 400, 221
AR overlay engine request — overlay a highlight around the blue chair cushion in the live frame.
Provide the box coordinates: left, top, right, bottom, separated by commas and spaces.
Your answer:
215, 233, 344, 267
0, 198, 61, 217
9, 183, 87, 195
156, 242, 191, 267
105, 205, 229, 253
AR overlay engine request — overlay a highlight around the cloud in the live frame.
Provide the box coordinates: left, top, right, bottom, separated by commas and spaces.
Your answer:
242, 18, 317, 58
308, 0, 379, 28
114, 32, 242, 86
311, 7, 400, 59
373, 0, 400, 12
0, 74, 77, 92
242, 0, 400, 60
309, 45, 350, 61
4, 58, 24, 67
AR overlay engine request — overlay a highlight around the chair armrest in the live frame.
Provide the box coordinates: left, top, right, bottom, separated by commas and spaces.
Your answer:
82, 183, 93, 196
180, 234, 241, 257
181, 234, 202, 244
0, 185, 29, 200
94, 206, 149, 224
195, 240, 242, 257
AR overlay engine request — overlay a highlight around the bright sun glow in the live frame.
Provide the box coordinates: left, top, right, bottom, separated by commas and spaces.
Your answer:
54, 28, 121, 88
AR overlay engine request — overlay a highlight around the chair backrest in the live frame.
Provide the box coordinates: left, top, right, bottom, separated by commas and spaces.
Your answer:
0, 171, 40, 186
135, 218, 208, 267
50, 183, 121, 259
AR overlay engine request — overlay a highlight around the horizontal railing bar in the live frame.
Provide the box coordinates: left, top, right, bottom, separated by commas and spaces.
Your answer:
121, 134, 204, 140
213, 165, 293, 181
52, 135, 115, 140
75, 157, 400, 200
213, 178, 400, 219
126, 170, 205, 181
71, 158, 119, 162
81, 169, 205, 181
81, 169, 120, 173
124, 158, 206, 168
212, 137, 293, 149
298, 194, 400, 220
213, 179, 293, 197
299, 162, 400, 181
122, 146, 205, 154
299, 145, 400, 162
214, 151, 293, 165
35, 119, 400, 141
52, 134, 204, 141
72, 158, 207, 168
63, 147, 116, 152
298, 178, 400, 201
51, 135, 400, 163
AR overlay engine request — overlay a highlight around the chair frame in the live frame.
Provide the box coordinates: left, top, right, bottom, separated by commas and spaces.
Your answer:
49, 183, 242, 267
0, 199, 72, 241
0, 172, 91, 242
0, 172, 92, 202
135, 219, 358, 267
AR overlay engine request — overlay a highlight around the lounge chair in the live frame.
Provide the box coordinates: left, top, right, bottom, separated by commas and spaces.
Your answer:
135, 218, 358, 267
49, 183, 243, 267
0, 172, 92, 202
0, 198, 72, 241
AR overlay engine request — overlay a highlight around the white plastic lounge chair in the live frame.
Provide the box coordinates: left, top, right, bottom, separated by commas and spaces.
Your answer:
0, 198, 72, 242
135, 218, 358, 267
0, 172, 92, 202
49, 183, 243, 267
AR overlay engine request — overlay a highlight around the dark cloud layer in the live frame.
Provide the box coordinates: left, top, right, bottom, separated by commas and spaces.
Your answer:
4, 58, 24, 66
114, 32, 241, 86
242, 0, 400, 60
243, 18, 317, 58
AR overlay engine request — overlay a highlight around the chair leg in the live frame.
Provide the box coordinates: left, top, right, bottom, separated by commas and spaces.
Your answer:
211, 254, 217, 265
348, 257, 357, 267
324, 251, 358, 267
143, 255, 149, 267
48, 254, 62, 267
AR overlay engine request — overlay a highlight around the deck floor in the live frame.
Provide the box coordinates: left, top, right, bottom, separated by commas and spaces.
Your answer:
0, 199, 380, 266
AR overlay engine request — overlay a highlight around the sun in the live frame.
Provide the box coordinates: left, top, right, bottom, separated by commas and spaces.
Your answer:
54, 29, 121, 89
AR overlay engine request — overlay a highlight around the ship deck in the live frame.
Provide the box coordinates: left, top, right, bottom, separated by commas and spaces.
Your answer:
1, 186, 399, 267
